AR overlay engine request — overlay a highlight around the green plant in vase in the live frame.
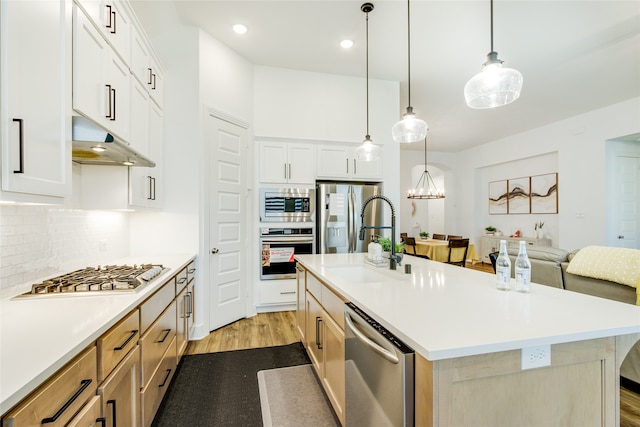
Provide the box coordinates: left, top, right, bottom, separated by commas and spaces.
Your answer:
377, 237, 405, 254
419, 231, 429, 240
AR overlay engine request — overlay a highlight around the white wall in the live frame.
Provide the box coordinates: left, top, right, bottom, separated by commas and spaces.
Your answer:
253, 65, 401, 224
454, 97, 640, 251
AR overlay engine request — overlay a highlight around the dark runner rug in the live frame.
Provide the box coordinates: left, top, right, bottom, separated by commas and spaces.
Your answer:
152, 342, 311, 426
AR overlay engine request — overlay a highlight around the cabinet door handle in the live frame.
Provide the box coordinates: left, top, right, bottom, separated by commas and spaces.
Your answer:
107, 399, 117, 427
288, 163, 291, 179
152, 73, 157, 90
353, 159, 356, 174
148, 68, 153, 85
105, 85, 112, 118
147, 176, 153, 200
110, 10, 116, 34
156, 328, 172, 343
111, 87, 116, 121
97, 417, 107, 427
284, 163, 287, 179
41, 379, 92, 423
113, 329, 138, 351
315, 317, 323, 349
346, 159, 349, 174
159, 369, 172, 387
12, 118, 24, 174
152, 177, 156, 200
105, 5, 113, 29
186, 291, 193, 317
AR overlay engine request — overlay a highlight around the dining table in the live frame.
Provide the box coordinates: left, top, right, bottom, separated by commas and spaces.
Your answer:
406, 238, 480, 264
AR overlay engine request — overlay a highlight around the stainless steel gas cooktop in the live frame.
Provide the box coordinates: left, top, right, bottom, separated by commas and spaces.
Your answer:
17, 264, 166, 297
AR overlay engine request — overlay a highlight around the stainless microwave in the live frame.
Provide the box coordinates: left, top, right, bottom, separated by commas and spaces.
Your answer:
259, 188, 315, 222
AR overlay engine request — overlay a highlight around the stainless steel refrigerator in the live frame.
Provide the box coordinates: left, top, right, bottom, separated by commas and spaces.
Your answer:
317, 182, 383, 254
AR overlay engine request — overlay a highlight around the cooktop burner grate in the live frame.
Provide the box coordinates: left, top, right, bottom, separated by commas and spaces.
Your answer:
19, 264, 166, 297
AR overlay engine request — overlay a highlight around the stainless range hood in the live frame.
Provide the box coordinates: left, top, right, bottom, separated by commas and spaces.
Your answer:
72, 116, 155, 167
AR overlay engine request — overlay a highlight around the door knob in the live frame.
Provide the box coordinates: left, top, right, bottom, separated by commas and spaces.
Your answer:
617, 235, 624, 239
211, 248, 219, 254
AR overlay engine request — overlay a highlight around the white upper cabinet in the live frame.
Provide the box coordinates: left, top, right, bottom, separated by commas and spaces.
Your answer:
0, 0, 70, 201
74, 0, 131, 62
129, 101, 163, 209
259, 141, 315, 185
131, 23, 164, 109
316, 143, 382, 181
73, 5, 130, 141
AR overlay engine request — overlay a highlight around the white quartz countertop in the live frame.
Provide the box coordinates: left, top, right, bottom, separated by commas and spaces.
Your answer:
296, 253, 640, 361
0, 254, 196, 415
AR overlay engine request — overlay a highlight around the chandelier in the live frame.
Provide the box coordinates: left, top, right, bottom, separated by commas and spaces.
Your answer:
407, 136, 444, 199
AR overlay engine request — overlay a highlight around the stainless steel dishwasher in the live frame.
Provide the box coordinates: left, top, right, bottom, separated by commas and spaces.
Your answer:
344, 302, 414, 427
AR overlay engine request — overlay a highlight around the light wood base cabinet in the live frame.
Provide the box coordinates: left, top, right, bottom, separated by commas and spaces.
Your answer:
66, 395, 102, 427
140, 337, 177, 427
98, 346, 140, 427
303, 270, 346, 426
416, 337, 620, 426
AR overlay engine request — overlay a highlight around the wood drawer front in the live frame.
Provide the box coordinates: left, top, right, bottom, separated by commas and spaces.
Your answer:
140, 301, 177, 388
66, 395, 102, 427
259, 280, 296, 305
186, 261, 196, 283
321, 283, 346, 330
3, 346, 97, 426
140, 337, 177, 427
175, 266, 188, 294
140, 279, 175, 334
97, 309, 140, 381
306, 271, 322, 300
98, 346, 140, 427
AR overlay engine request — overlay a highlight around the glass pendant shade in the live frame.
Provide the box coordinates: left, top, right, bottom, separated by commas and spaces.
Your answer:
464, 53, 523, 109
392, 107, 428, 144
355, 135, 381, 161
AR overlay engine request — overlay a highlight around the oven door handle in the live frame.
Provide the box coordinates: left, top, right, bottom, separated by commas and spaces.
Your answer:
260, 237, 314, 244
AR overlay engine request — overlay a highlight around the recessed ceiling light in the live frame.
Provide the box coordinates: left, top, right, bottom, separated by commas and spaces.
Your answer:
91, 145, 106, 152
340, 39, 354, 49
233, 24, 248, 34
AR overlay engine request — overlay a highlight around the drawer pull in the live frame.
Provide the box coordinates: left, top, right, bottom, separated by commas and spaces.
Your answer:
188, 268, 196, 274
159, 369, 172, 387
113, 329, 138, 351
157, 328, 171, 343
280, 291, 295, 295
41, 379, 92, 423
97, 417, 107, 427
107, 399, 117, 427
178, 277, 187, 285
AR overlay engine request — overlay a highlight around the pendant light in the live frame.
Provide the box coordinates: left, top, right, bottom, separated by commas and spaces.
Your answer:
355, 3, 381, 161
392, 0, 427, 144
407, 136, 444, 199
464, 0, 523, 109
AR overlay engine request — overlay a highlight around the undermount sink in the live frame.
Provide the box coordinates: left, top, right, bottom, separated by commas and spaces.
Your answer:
322, 263, 410, 283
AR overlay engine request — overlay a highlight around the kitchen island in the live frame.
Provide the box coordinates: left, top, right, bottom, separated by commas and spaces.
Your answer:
0, 254, 196, 419
295, 253, 640, 426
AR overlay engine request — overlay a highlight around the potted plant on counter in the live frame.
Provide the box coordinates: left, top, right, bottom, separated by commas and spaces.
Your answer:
485, 226, 497, 235
378, 237, 405, 256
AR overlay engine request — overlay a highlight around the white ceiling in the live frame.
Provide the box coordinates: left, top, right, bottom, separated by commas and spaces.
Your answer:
130, 1, 640, 152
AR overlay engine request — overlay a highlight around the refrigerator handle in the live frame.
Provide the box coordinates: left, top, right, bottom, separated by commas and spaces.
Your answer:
349, 188, 357, 252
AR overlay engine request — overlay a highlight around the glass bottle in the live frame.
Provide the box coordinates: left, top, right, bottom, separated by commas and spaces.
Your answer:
495, 240, 511, 291
514, 241, 532, 293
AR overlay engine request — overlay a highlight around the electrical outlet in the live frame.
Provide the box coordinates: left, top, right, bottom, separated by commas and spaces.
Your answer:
521, 345, 551, 370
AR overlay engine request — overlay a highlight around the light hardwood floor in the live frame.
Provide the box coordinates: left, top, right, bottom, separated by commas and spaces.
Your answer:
186, 264, 640, 426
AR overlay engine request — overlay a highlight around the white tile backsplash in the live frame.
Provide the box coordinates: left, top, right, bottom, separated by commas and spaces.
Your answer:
0, 206, 130, 297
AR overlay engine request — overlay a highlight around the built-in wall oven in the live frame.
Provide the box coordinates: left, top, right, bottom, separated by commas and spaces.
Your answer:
260, 227, 315, 280
259, 188, 315, 223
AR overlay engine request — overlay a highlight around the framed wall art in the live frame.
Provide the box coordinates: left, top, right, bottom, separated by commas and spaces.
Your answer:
488, 180, 508, 214
507, 177, 531, 214
531, 173, 558, 214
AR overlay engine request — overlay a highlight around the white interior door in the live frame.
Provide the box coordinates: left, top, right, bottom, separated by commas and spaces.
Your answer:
206, 112, 248, 331
611, 154, 639, 248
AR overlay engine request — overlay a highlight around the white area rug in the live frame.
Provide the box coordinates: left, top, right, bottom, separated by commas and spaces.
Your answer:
257, 364, 340, 427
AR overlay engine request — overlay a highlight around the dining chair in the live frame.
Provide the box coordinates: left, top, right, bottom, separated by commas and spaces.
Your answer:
432, 233, 446, 240
404, 237, 430, 259
400, 232, 408, 242
446, 238, 469, 267
446, 235, 463, 240
489, 251, 499, 273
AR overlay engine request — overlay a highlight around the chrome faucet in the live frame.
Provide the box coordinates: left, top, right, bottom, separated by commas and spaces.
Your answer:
359, 195, 401, 270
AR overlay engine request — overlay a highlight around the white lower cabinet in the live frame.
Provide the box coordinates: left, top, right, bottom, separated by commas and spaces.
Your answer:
0, 0, 70, 202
